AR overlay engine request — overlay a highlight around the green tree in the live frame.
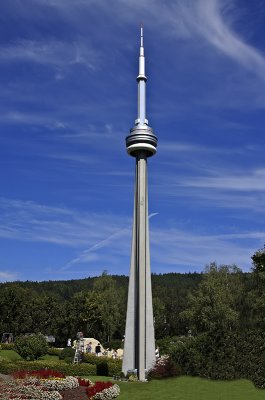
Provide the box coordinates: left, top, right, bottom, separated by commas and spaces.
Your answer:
15, 334, 48, 360
251, 246, 265, 273
244, 246, 265, 330
179, 263, 241, 335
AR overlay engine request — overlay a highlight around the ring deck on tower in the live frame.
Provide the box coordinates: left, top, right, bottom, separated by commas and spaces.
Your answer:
126, 26, 158, 157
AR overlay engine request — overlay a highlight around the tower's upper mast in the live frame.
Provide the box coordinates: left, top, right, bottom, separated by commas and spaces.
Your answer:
136, 25, 147, 126
126, 26, 158, 157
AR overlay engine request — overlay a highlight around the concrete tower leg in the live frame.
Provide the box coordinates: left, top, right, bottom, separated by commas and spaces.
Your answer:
122, 152, 156, 380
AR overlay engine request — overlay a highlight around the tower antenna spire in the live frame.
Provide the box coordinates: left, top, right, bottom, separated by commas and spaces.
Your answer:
140, 23, 144, 48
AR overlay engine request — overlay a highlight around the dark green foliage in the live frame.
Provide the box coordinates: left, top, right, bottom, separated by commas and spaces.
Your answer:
83, 353, 109, 365
1, 252, 265, 386
107, 360, 122, 376
15, 334, 48, 361
251, 246, 265, 273
59, 346, 75, 362
0, 356, 121, 377
167, 330, 265, 388
0, 359, 96, 375
96, 361, 109, 376
104, 339, 123, 350
82, 353, 122, 375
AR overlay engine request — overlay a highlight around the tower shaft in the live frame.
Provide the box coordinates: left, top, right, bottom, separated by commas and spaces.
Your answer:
122, 153, 155, 380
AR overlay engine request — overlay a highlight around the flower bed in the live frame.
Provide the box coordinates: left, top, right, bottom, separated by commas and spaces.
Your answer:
13, 369, 65, 380
0, 369, 120, 400
0, 379, 63, 400
87, 381, 120, 400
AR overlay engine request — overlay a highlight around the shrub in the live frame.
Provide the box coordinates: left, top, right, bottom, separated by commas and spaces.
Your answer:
107, 360, 122, 376
83, 353, 122, 376
59, 346, 75, 361
83, 353, 109, 365
15, 334, 48, 361
148, 355, 180, 379
96, 361, 109, 376
167, 330, 265, 388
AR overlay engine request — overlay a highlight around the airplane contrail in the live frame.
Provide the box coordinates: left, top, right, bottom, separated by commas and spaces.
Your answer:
61, 212, 159, 271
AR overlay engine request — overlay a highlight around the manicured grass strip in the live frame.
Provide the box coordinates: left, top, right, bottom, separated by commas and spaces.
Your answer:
0, 350, 22, 361
82, 376, 265, 400
117, 377, 265, 400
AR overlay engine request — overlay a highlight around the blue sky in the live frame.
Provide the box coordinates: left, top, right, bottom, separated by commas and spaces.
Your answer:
0, 0, 264, 282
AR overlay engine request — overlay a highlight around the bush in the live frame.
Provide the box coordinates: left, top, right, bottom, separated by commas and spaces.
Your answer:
107, 360, 122, 376
148, 355, 180, 379
96, 361, 109, 376
15, 334, 48, 361
83, 353, 109, 365
59, 347, 75, 362
167, 330, 265, 388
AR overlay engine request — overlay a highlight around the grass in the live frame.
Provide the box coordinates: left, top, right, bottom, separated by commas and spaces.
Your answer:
0, 350, 59, 362
86, 376, 265, 400
0, 349, 22, 361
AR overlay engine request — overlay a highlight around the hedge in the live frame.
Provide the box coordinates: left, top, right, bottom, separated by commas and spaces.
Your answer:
0, 343, 15, 350
48, 347, 63, 357
0, 357, 122, 377
0, 360, 96, 376
168, 330, 265, 389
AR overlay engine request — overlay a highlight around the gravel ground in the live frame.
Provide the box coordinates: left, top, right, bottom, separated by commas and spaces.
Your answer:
60, 386, 88, 400
0, 373, 12, 381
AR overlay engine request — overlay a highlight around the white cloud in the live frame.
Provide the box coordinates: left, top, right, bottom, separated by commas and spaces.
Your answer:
150, 227, 263, 271
0, 197, 130, 247
183, 168, 265, 191
0, 271, 18, 282
0, 39, 98, 70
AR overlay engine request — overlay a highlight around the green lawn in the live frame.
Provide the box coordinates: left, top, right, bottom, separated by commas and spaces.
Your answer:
108, 377, 265, 400
0, 350, 59, 362
0, 350, 22, 361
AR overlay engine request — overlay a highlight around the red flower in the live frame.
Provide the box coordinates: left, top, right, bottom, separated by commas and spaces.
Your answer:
86, 381, 113, 397
12, 369, 65, 379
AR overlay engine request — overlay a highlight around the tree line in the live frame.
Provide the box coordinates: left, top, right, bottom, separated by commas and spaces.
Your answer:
0, 247, 264, 348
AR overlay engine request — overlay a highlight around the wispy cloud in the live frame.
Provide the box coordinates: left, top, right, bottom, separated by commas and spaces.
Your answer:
0, 197, 130, 247
0, 39, 99, 70
150, 227, 264, 272
184, 0, 265, 81
183, 168, 265, 191
62, 212, 159, 270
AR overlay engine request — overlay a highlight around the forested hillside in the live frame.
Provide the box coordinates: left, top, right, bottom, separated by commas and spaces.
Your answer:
0, 246, 264, 348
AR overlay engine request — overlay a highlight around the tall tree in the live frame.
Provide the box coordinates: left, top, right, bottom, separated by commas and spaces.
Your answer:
179, 263, 242, 335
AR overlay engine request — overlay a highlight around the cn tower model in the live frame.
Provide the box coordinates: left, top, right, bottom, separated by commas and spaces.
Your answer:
122, 27, 158, 381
